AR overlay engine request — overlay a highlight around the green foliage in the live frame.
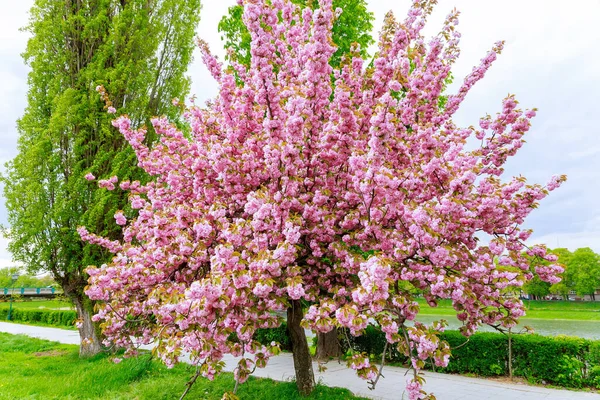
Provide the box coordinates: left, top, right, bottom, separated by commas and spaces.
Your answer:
0, 267, 55, 288
340, 326, 600, 388
259, 320, 600, 388
0, 266, 20, 288
437, 331, 507, 376
522, 276, 551, 299
259, 321, 600, 388
589, 366, 600, 388
587, 341, 600, 365
1, 0, 201, 312
548, 248, 600, 299
523, 249, 556, 299
218, 4, 252, 68
570, 248, 600, 298
218, 0, 374, 69
326, 0, 374, 67
0, 333, 368, 400
0, 333, 70, 354
339, 325, 401, 360
510, 334, 588, 387
349, 245, 375, 260
0, 307, 77, 327
548, 248, 575, 298
254, 322, 293, 351
0, 299, 73, 310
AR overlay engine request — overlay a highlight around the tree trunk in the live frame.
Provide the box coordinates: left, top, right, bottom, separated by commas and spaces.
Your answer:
508, 329, 513, 380
287, 300, 315, 396
316, 329, 341, 360
72, 295, 103, 357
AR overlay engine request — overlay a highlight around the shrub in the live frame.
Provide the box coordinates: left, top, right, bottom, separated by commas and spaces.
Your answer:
0, 307, 77, 327
511, 334, 587, 386
254, 323, 292, 351
438, 331, 508, 377
342, 326, 600, 389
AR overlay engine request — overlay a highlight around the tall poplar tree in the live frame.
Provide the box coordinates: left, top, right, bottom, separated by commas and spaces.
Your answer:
2, 0, 201, 356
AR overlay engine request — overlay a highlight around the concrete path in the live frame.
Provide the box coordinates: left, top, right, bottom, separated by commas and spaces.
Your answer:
1, 321, 598, 400
0, 322, 81, 345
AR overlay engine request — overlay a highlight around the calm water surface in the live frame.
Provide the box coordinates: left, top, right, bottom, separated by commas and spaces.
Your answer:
413, 314, 600, 339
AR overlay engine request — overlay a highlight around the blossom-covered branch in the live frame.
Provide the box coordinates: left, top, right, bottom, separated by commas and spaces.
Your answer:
80, 0, 565, 398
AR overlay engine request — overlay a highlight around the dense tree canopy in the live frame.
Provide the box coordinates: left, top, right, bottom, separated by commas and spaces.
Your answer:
547, 248, 600, 300
570, 248, 600, 299
218, 0, 374, 69
1, 0, 201, 356
0, 267, 54, 288
80, 0, 564, 398
522, 274, 551, 300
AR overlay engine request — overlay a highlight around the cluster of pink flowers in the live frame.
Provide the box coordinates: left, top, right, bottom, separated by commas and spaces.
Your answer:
348, 353, 378, 381
79, 0, 564, 397
98, 175, 118, 191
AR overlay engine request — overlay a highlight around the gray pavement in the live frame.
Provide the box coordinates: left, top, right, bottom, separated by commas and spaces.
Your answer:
1, 321, 598, 400
0, 321, 80, 345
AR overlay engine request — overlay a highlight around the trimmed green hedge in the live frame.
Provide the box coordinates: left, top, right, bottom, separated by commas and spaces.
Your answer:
0, 307, 77, 327
337, 327, 600, 389
254, 323, 292, 351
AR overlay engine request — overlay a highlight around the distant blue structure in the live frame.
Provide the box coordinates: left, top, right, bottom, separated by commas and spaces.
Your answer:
1, 287, 56, 298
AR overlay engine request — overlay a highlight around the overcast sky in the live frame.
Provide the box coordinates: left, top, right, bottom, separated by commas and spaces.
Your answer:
1, 0, 599, 268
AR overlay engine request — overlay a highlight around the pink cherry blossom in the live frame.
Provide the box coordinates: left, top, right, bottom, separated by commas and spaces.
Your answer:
114, 211, 126, 226
78, 0, 565, 397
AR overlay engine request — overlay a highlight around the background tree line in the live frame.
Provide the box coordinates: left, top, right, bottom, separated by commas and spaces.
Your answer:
524, 247, 600, 300
0, 267, 55, 288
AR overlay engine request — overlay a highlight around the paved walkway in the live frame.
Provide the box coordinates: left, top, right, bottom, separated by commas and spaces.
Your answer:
1, 322, 598, 400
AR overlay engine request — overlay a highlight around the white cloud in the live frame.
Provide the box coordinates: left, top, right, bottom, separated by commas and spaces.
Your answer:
529, 231, 600, 254
567, 147, 600, 160
0, 233, 17, 269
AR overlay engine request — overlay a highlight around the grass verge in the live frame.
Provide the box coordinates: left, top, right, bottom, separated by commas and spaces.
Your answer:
417, 299, 600, 321
0, 299, 74, 310
0, 332, 367, 400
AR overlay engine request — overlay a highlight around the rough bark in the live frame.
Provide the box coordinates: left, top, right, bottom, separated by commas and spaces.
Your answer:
508, 329, 513, 380
316, 329, 341, 360
72, 295, 103, 357
287, 300, 315, 396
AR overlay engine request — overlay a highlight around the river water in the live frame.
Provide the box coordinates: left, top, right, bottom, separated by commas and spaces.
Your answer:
413, 314, 600, 340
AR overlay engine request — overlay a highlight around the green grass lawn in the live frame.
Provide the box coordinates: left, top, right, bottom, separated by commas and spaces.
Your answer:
0, 299, 74, 310
417, 299, 600, 321
0, 333, 367, 400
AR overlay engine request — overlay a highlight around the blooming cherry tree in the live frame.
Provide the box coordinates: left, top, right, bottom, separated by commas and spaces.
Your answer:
80, 0, 564, 398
